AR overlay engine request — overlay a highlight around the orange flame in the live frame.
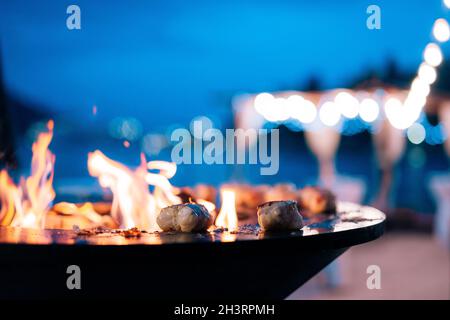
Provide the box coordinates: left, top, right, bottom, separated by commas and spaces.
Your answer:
215, 189, 238, 231
0, 121, 55, 228
0, 120, 219, 232
87, 151, 183, 231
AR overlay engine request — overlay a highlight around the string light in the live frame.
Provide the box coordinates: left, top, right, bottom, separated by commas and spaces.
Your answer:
445, 0, 450, 9
251, 6, 447, 136
301, 100, 318, 124
359, 98, 379, 123
287, 95, 317, 124
423, 43, 443, 67
410, 77, 431, 98
433, 18, 450, 42
418, 63, 437, 84
286, 95, 304, 119
319, 101, 341, 127
273, 97, 290, 122
384, 97, 418, 130
334, 91, 359, 119
254, 92, 275, 116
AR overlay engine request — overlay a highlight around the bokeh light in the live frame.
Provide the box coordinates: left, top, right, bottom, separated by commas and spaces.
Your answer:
445, 0, 450, 9
411, 77, 431, 97
423, 120, 447, 145
254, 92, 275, 117
190, 116, 214, 139
287, 95, 317, 124
273, 97, 290, 122
417, 63, 437, 84
384, 97, 415, 130
433, 18, 450, 42
109, 117, 143, 141
334, 91, 359, 119
423, 43, 443, 67
359, 98, 380, 123
407, 123, 426, 144
142, 133, 168, 156
254, 93, 293, 122
319, 101, 341, 127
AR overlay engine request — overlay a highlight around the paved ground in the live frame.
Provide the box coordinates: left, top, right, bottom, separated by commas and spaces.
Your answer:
287, 232, 450, 300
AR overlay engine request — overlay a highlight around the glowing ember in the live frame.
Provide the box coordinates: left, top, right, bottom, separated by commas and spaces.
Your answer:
51, 202, 114, 228
87, 151, 182, 231
215, 189, 238, 231
0, 121, 55, 228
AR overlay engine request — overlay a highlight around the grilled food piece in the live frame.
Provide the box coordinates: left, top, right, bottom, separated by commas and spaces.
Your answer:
157, 203, 213, 232
264, 183, 298, 202
177, 184, 217, 204
257, 200, 304, 231
297, 186, 336, 217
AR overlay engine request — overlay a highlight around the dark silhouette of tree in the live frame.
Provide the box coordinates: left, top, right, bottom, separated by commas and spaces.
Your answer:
303, 75, 321, 91
383, 56, 400, 83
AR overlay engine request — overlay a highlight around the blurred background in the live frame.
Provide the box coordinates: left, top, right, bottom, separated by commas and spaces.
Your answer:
0, 0, 449, 299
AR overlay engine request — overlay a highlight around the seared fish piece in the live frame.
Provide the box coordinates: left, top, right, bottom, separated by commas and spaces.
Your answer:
157, 203, 213, 232
257, 200, 304, 231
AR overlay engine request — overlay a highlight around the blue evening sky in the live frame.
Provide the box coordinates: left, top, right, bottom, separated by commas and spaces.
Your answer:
0, 0, 447, 132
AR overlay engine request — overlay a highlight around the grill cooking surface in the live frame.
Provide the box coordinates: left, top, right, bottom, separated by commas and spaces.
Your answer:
0, 202, 384, 246
0, 202, 385, 299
